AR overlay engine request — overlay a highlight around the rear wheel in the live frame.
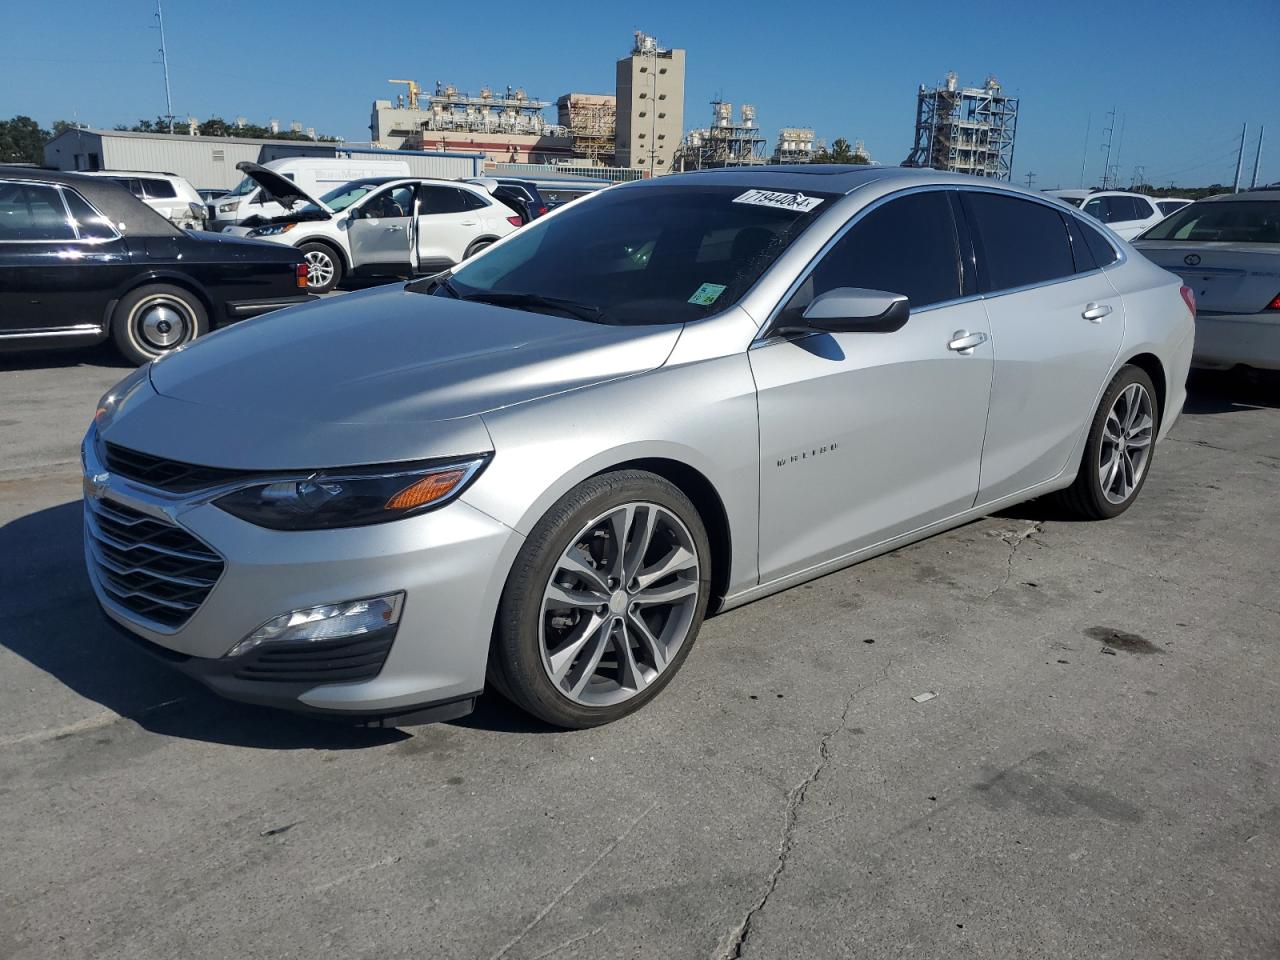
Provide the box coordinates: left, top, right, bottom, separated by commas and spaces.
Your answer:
463, 238, 495, 260
298, 242, 343, 293
489, 471, 711, 728
111, 284, 208, 365
1057, 364, 1158, 519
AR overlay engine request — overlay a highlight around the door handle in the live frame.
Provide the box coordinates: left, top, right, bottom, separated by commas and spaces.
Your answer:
947, 330, 988, 355
1082, 302, 1113, 323
386, 225, 402, 232
460, 220, 477, 226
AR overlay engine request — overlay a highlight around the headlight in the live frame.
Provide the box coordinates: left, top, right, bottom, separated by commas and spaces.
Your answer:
93, 365, 150, 432
213, 456, 490, 530
217, 201, 237, 214
247, 222, 295, 238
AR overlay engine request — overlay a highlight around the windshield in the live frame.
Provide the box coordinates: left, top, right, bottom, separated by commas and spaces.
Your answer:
445, 184, 836, 325
228, 176, 258, 197
298, 179, 387, 216
1139, 200, 1280, 243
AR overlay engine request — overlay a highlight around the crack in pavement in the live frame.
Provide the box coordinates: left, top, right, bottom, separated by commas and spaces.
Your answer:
716, 659, 892, 960
982, 521, 1045, 602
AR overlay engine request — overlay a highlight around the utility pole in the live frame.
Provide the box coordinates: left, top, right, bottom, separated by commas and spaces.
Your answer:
1130, 164, 1145, 190
1250, 126, 1265, 189
1024, 171, 1037, 189
155, 0, 175, 134
1100, 107, 1116, 190
1078, 113, 1091, 188
1111, 115, 1125, 190
1233, 122, 1247, 192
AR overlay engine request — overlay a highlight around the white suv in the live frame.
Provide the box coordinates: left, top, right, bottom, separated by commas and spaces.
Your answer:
1048, 190, 1165, 240
76, 170, 206, 230
230, 164, 520, 292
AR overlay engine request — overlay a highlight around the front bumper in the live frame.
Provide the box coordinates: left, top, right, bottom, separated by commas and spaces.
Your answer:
82, 430, 522, 721
1192, 312, 1280, 371
224, 294, 318, 320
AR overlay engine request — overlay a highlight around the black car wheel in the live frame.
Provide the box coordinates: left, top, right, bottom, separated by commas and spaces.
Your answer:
298, 242, 343, 293
111, 284, 208, 365
463, 238, 495, 260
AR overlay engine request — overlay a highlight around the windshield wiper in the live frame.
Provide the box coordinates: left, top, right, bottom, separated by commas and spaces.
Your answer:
457, 291, 607, 324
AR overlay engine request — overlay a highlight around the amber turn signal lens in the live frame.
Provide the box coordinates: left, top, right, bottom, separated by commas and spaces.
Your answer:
384, 470, 466, 511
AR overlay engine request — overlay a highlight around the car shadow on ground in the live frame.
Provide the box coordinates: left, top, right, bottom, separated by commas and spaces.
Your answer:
2, 499, 553, 748
0, 342, 130, 373
1184, 368, 1280, 414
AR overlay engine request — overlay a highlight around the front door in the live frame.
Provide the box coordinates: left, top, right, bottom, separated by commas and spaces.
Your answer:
960, 191, 1126, 503
348, 184, 416, 273
752, 190, 993, 584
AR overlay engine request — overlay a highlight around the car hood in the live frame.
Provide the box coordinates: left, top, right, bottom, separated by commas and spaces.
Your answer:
234, 161, 332, 213
115, 284, 681, 468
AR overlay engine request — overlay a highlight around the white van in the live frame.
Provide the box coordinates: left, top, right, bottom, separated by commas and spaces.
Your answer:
209, 157, 411, 232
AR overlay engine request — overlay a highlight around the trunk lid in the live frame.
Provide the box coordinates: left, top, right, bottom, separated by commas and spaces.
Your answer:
1132, 242, 1280, 314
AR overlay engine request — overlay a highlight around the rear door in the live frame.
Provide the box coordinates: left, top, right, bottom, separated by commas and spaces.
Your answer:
416, 185, 484, 268
963, 191, 1125, 503
752, 189, 993, 582
347, 183, 417, 273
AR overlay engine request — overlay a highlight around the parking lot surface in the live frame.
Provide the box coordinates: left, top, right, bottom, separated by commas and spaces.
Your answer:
2, 345, 1278, 960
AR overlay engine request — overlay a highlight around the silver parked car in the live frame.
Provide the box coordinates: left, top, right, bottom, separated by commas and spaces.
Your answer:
83, 166, 1195, 729
1132, 189, 1280, 370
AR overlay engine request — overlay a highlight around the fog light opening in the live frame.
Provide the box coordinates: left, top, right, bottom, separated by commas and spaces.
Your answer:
227, 592, 404, 659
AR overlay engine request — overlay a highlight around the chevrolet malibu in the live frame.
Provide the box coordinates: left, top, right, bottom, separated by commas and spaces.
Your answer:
84, 166, 1195, 729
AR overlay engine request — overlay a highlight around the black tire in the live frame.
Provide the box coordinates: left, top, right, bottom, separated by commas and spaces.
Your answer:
298, 242, 343, 293
111, 284, 208, 365
489, 470, 712, 729
463, 238, 495, 260
1056, 364, 1159, 520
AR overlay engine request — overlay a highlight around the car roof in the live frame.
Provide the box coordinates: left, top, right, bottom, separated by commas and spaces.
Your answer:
76, 169, 184, 179
1190, 190, 1280, 203
0, 165, 184, 238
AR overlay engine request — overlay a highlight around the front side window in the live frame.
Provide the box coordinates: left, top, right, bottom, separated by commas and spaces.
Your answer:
61, 188, 117, 241
361, 185, 414, 219
1138, 200, 1280, 244
777, 191, 961, 325
964, 192, 1075, 292
444, 183, 835, 326
0, 182, 75, 241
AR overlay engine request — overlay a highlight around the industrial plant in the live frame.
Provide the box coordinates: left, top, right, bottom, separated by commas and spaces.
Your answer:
903, 72, 1019, 180
679, 101, 769, 170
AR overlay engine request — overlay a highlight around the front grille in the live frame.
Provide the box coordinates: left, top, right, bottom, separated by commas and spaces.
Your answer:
104, 442, 249, 494
232, 630, 396, 684
85, 497, 224, 629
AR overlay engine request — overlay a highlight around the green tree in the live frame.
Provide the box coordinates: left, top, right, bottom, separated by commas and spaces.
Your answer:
812, 137, 870, 165
0, 115, 51, 164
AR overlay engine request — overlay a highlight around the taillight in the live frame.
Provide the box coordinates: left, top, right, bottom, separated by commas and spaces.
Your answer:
506, 215, 522, 227
296, 262, 308, 289
537, 206, 548, 217
1179, 284, 1196, 316
1266, 292, 1280, 311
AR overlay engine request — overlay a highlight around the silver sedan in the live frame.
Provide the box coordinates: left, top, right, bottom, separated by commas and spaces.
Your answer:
84, 166, 1195, 729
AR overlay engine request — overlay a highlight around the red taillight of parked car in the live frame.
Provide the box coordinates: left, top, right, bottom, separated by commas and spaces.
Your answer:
296, 263, 309, 289
537, 206, 548, 217
1179, 284, 1196, 316
507, 215, 523, 227
1266, 292, 1280, 311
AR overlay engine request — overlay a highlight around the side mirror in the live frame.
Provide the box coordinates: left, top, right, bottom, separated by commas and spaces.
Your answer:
791, 287, 910, 334
346, 204, 362, 221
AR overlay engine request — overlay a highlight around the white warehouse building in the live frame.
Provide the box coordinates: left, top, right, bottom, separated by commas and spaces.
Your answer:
43, 128, 483, 191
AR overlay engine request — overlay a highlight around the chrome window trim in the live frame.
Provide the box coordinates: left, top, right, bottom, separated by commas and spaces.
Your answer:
0, 178, 122, 245
752, 182, 1129, 344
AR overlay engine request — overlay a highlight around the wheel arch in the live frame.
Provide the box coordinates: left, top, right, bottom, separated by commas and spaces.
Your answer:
464, 235, 501, 257
1122, 352, 1167, 426
110, 272, 214, 329
589, 457, 733, 612
295, 235, 351, 273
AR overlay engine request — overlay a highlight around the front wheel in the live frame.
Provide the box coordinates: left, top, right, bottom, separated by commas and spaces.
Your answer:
298, 242, 343, 293
1056, 364, 1159, 519
111, 284, 208, 365
489, 471, 712, 728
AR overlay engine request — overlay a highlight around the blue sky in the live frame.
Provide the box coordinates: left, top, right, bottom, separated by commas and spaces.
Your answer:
4, 0, 1276, 188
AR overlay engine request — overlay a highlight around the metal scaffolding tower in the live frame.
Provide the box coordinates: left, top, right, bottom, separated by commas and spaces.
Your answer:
680, 101, 769, 170
904, 72, 1019, 180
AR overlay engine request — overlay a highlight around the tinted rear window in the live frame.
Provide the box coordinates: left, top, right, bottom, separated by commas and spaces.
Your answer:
964, 192, 1076, 292
1139, 200, 1280, 243
1076, 218, 1119, 267
142, 178, 177, 199
0, 181, 75, 241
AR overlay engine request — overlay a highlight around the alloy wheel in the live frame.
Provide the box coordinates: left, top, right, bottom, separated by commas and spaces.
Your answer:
539, 502, 701, 707
304, 249, 335, 288
1099, 382, 1154, 504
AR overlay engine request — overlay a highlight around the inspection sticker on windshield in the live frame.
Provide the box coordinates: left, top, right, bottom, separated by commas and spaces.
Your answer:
732, 189, 825, 212
688, 283, 727, 306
